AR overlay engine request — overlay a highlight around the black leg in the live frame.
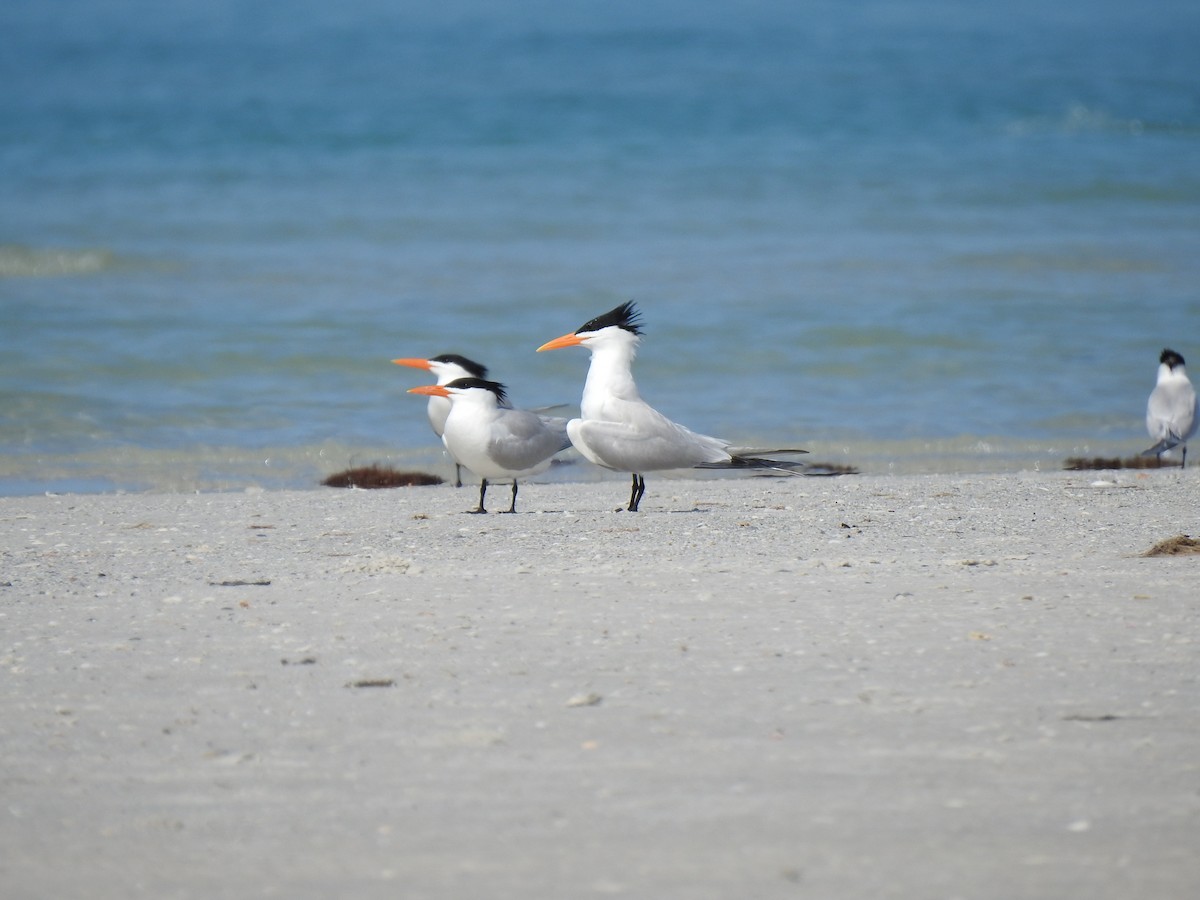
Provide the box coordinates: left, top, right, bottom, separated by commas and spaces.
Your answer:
1183, 445, 1188, 469
454, 464, 463, 488
627, 473, 646, 512
500, 481, 519, 514
470, 479, 488, 514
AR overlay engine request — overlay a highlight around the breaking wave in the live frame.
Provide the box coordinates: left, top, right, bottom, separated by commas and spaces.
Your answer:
0, 244, 118, 278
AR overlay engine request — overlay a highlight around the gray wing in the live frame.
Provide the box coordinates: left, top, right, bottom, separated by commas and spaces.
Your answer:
488, 409, 569, 471
1147, 382, 1198, 445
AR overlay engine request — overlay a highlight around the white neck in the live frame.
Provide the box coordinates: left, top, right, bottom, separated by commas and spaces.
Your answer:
581, 332, 641, 417
1160, 362, 1188, 383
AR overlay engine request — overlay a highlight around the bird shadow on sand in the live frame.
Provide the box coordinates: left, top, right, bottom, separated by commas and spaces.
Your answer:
463, 506, 713, 515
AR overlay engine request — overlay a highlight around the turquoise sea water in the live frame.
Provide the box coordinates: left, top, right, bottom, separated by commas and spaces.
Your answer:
3, 0, 1199, 493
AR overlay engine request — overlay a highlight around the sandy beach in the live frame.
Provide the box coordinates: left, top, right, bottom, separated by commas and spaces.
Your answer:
2, 469, 1198, 899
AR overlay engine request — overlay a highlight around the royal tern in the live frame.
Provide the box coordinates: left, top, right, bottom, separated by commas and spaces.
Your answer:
537, 301, 806, 511
393, 354, 494, 487
1141, 348, 1198, 468
407, 378, 571, 513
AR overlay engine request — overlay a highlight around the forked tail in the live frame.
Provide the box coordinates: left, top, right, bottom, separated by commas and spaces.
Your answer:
1142, 434, 1183, 457
695, 449, 810, 475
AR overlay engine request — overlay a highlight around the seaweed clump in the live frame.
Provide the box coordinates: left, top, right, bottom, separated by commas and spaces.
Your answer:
1064, 456, 1171, 471
1142, 535, 1200, 557
322, 466, 443, 489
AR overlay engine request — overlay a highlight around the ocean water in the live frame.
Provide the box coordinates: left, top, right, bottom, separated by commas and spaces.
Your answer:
3, 0, 1198, 494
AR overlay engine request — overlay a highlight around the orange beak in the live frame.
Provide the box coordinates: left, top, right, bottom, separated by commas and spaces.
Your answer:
407, 385, 450, 398
536, 333, 584, 352
392, 357, 433, 370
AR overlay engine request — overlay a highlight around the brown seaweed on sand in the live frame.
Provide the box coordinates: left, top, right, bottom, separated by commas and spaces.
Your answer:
322, 465, 444, 489
1063, 456, 1172, 471
1142, 535, 1200, 557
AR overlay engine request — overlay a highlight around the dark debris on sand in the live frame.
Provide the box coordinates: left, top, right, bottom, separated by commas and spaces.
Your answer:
803, 462, 860, 476
1064, 456, 1173, 471
322, 466, 444, 489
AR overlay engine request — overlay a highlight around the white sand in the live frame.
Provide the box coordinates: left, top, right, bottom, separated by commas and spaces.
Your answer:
3, 470, 1199, 898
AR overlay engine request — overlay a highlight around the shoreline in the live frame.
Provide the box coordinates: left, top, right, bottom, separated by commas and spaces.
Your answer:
3, 470, 1198, 898
0, 429, 1161, 497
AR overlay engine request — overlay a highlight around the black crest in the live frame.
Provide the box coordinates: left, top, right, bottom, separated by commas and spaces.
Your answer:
445, 377, 508, 405
431, 354, 489, 378
1160, 348, 1186, 368
577, 301, 643, 336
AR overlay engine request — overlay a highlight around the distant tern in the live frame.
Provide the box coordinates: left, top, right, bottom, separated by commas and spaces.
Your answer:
1142, 347, 1198, 468
407, 378, 571, 513
537, 301, 806, 511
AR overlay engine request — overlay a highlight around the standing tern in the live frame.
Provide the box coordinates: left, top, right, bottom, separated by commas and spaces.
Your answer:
537, 301, 806, 511
407, 378, 571, 513
1141, 348, 1198, 468
393, 354, 494, 487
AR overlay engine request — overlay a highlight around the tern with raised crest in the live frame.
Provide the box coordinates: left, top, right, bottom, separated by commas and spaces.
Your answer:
537, 301, 806, 511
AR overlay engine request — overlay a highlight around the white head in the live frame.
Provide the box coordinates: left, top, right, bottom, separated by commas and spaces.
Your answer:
408, 377, 508, 408
537, 301, 643, 363
1159, 348, 1187, 375
392, 353, 489, 385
